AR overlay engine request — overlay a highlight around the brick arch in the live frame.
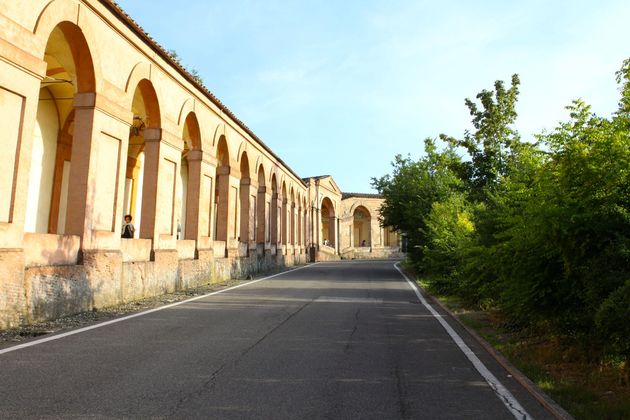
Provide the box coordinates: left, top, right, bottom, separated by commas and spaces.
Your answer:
129, 78, 161, 129
177, 98, 194, 126
182, 112, 201, 151
254, 155, 264, 176
125, 62, 151, 94
321, 195, 336, 214
257, 164, 266, 187
236, 141, 247, 163
268, 166, 280, 185
239, 151, 251, 179
215, 135, 230, 167
212, 123, 227, 148
348, 201, 373, 218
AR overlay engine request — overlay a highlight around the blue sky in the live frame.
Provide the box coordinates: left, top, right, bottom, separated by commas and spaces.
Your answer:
115, 0, 630, 193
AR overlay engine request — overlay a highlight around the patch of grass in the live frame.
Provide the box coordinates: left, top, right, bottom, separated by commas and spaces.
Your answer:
423, 282, 630, 420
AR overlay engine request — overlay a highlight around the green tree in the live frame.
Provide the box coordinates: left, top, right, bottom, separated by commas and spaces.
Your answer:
440, 74, 521, 202
168, 49, 204, 86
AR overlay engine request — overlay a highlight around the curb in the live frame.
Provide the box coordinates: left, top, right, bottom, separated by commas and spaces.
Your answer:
402, 269, 574, 420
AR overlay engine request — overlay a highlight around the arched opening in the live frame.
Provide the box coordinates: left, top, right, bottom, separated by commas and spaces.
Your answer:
214, 136, 230, 242
303, 197, 308, 246
25, 22, 95, 234
123, 79, 160, 238
281, 182, 288, 245
321, 197, 335, 247
177, 112, 200, 239
270, 174, 278, 244
256, 165, 266, 244
239, 152, 251, 244
289, 188, 295, 245
353, 206, 371, 247
296, 193, 302, 247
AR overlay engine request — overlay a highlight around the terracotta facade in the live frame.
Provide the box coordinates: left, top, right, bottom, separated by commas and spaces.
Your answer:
0, 0, 401, 328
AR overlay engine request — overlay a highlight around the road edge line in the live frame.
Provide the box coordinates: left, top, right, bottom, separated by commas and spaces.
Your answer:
394, 263, 531, 420
395, 264, 574, 420
0, 264, 313, 356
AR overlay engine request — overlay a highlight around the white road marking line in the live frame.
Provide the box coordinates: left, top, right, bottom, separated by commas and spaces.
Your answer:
0, 264, 312, 356
394, 263, 531, 420
315, 297, 383, 303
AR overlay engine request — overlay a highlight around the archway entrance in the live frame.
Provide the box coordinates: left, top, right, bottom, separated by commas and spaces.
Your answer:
25, 23, 95, 235
321, 197, 335, 247
123, 79, 160, 238
353, 206, 371, 247
177, 113, 200, 239
239, 152, 251, 244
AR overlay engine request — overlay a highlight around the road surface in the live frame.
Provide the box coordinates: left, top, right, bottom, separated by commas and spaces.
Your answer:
0, 260, 554, 419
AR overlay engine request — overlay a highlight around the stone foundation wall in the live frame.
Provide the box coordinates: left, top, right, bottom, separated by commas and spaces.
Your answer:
340, 247, 405, 260
1, 251, 28, 328
25, 264, 89, 322
4, 249, 311, 328
315, 246, 342, 262
4, 244, 397, 328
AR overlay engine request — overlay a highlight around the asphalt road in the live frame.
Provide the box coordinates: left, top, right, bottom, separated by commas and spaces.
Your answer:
0, 261, 554, 419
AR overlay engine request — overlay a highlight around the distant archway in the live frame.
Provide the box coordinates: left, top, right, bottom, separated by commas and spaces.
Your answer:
256, 165, 266, 244
321, 197, 335, 246
353, 206, 371, 247
214, 136, 230, 243
281, 182, 288, 244
289, 187, 295, 245
239, 152, 251, 243
270, 174, 278, 244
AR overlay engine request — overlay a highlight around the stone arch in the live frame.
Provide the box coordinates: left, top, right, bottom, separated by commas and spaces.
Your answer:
212, 123, 227, 149
268, 166, 279, 186
254, 155, 264, 175
129, 79, 161, 129
321, 196, 335, 247
256, 164, 266, 244
353, 205, 371, 247
124, 62, 151, 94
177, 98, 194, 127
348, 201, 371, 218
214, 135, 230, 244
25, 20, 96, 236
182, 112, 201, 151
239, 151, 251, 244
236, 141, 247, 163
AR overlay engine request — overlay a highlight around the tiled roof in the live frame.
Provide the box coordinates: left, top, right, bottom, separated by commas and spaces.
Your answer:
342, 192, 383, 199
301, 175, 331, 182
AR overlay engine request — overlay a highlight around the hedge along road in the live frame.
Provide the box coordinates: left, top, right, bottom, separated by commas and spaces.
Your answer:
0, 261, 555, 419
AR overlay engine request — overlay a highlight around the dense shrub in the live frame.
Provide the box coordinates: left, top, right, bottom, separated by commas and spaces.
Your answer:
373, 61, 630, 361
